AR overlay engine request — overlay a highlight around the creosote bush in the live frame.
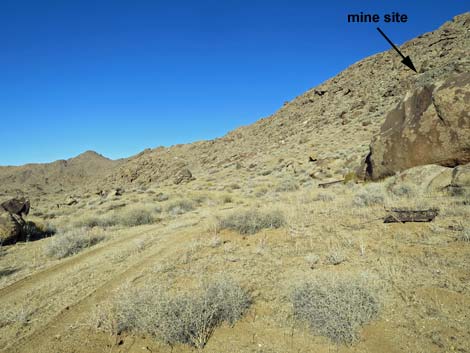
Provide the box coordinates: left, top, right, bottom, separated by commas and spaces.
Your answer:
94, 278, 251, 349
218, 209, 285, 235
292, 276, 379, 344
44, 228, 106, 259
352, 184, 386, 207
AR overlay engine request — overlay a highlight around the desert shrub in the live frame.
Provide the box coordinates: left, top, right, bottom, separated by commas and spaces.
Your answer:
458, 227, 470, 242
165, 199, 196, 215
314, 192, 335, 202
155, 192, 169, 202
116, 207, 155, 227
389, 183, 417, 197
325, 250, 346, 265
44, 228, 106, 259
73, 215, 116, 229
221, 194, 233, 204
95, 278, 250, 348
219, 209, 285, 235
352, 184, 385, 207
292, 276, 379, 344
275, 179, 299, 192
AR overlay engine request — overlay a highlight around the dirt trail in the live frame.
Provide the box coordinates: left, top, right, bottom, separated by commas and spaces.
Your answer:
0, 222, 192, 353
0, 225, 161, 301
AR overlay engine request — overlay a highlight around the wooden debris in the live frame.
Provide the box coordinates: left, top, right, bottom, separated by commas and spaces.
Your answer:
318, 180, 345, 188
383, 208, 439, 223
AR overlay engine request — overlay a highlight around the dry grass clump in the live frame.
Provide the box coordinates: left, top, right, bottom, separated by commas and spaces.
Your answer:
292, 276, 379, 344
352, 183, 386, 207
165, 199, 196, 216
218, 209, 285, 235
44, 228, 106, 259
275, 179, 299, 192
94, 278, 251, 348
73, 215, 115, 229
458, 227, 470, 242
73, 206, 157, 229
116, 207, 156, 227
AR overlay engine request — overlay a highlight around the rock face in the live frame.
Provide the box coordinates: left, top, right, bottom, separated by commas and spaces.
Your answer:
364, 73, 470, 180
0, 209, 24, 244
1, 197, 30, 216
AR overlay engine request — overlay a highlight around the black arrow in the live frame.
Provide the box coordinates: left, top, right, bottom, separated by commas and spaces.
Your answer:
377, 27, 417, 73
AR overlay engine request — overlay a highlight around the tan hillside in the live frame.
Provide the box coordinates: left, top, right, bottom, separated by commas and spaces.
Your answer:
0, 13, 469, 353
0, 151, 122, 197
94, 12, 469, 191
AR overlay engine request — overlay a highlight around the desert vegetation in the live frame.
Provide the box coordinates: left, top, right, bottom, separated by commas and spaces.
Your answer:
94, 278, 251, 348
218, 209, 285, 235
44, 228, 106, 259
292, 275, 379, 344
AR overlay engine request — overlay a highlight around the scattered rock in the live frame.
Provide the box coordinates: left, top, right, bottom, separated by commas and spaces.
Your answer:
173, 168, 195, 185
113, 188, 124, 196
363, 73, 470, 180
65, 196, 78, 206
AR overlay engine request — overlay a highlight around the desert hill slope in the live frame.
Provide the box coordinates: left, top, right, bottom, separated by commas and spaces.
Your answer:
1, 12, 469, 197
98, 12, 470, 190
0, 151, 122, 197
0, 13, 470, 353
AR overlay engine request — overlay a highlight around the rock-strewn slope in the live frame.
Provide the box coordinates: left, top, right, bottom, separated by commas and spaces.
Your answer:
1, 13, 469, 195
99, 13, 469, 189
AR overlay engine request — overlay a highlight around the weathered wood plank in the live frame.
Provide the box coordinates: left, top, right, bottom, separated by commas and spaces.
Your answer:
383, 208, 439, 223
318, 180, 345, 188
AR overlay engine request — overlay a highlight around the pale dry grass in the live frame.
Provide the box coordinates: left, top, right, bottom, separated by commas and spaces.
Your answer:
93, 277, 251, 348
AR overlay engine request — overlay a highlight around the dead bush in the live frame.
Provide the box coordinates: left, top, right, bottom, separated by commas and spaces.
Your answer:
292, 276, 379, 344
218, 209, 285, 235
94, 278, 250, 348
44, 228, 106, 259
165, 199, 196, 216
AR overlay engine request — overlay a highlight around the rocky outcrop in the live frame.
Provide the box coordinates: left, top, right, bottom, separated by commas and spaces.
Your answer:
173, 168, 195, 185
0, 208, 24, 244
1, 197, 30, 216
364, 73, 470, 180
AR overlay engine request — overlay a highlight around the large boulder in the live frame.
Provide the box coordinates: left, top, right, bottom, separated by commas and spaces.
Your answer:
364, 73, 470, 180
0, 209, 24, 244
173, 168, 195, 185
1, 197, 30, 216
388, 164, 453, 192
452, 164, 470, 188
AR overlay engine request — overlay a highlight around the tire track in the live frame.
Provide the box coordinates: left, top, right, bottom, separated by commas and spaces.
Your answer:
0, 224, 163, 301
2, 224, 190, 353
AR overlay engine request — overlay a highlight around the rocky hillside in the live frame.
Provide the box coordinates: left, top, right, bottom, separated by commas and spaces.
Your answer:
1, 13, 469, 196
0, 151, 122, 197
98, 13, 469, 189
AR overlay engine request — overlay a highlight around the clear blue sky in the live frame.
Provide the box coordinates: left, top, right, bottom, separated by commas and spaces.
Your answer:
1, 1, 468, 165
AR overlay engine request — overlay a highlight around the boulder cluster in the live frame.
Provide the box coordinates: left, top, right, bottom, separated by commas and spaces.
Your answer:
0, 197, 31, 244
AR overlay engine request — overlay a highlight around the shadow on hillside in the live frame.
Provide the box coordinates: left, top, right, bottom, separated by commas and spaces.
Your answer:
20, 221, 56, 243
0, 267, 19, 278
